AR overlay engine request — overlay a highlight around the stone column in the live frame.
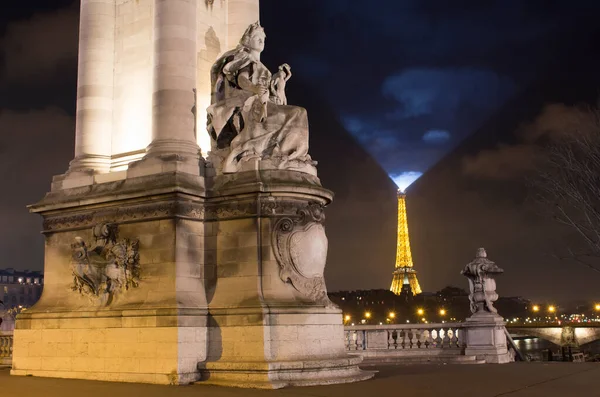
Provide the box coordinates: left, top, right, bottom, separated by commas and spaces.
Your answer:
227, 0, 260, 49
69, 0, 115, 173
146, 0, 200, 159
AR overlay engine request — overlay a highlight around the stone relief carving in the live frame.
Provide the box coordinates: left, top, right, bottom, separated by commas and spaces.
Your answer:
561, 326, 577, 347
207, 22, 316, 175
71, 223, 140, 305
461, 248, 504, 314
272, 203, 331, 305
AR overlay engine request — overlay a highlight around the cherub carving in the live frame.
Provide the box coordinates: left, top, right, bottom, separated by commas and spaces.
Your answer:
270, 63, 292, 105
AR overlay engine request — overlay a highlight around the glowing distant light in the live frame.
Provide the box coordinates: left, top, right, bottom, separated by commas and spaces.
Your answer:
365, 311, 372, 319
389, 312, 396, 319
417, 308, 424, 316
390, 171, 423, 192
595, 304, 600, 312
344, 315, 351, 322
439, 309, 446, 316
548, 305, 556, 313
532, 305, 540, 312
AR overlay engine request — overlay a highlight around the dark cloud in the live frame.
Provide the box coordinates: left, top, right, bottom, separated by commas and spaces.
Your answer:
382, 68, 515, 120
0, 3, 78, 82
461, 104, 597, 180
0, 108, 74, 269
423, 129, 451, 144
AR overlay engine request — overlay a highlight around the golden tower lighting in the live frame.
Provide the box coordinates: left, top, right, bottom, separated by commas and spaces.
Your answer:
390, 191, 422, 295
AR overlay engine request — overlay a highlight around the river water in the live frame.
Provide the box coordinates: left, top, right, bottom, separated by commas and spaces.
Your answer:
513, 337, 600, 361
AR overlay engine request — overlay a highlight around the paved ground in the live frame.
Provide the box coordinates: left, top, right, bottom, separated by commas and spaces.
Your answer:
1, 363, 599, 397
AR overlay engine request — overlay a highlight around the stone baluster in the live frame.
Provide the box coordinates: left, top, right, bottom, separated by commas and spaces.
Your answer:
70, 0, 115, 173
399, 329, 407, 349
0, 334, 12, 358
146, 0, 200, 160
451, 328, 459, 348
436, 329, 444, 348
351, 331, 358, 351
421, 330, 429, 348
388, 329, 397, 349
441, 328, 449, 348
433, 329, 440, 348
410, 329, 418, 348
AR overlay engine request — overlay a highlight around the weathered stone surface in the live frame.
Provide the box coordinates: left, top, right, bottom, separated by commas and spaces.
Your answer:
207, 22, 316, 176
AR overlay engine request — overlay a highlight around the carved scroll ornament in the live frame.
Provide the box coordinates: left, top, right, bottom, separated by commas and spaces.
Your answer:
272, 203, 331, 305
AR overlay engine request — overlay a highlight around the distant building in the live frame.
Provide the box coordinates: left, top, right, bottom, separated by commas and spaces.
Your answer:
0, 268, 44, 309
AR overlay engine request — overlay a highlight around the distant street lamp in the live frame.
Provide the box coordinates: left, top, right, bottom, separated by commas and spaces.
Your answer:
389, 312, 396, 319
439, 309, 447, 316
344, 314, 351, 323
417, 308, 424, 316
365, 311, 372, 319
532, 305, 540, 313
548, 305, 556, 314
594, 304, 600, 312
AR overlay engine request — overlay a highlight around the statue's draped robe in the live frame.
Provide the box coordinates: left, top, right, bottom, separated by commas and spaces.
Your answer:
207, 47, 309, 172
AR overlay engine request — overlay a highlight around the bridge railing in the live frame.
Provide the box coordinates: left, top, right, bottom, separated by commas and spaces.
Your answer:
0, 331, 13, 366
345, 323, 466, 363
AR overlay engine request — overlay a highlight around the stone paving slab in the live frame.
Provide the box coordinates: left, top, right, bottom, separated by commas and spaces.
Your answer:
1, 363, 599, 397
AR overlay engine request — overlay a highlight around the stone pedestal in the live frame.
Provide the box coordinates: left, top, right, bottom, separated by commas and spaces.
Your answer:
11, 173, 210, 385
197, 170, 373, 388
463, 312, 512, 364
11, 168, 372, 387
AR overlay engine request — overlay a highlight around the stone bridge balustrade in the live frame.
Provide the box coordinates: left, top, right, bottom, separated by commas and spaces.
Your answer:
345, 324, 471, 364
346, 323, 464, 351
0, 332, 13, 366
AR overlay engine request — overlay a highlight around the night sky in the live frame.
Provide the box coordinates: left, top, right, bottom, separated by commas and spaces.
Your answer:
1, 1, 600, 304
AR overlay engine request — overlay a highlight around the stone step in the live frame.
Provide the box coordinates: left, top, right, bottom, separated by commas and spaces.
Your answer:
360, 354, 484, 365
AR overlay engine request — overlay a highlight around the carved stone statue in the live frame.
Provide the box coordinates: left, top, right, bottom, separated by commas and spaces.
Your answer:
461, 248, 503, 314
207, 22, 315, 175
270, 63, 291, 105
71, 223, 140, 306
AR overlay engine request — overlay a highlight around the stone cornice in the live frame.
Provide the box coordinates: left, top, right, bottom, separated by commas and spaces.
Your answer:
41, 195, 330, 233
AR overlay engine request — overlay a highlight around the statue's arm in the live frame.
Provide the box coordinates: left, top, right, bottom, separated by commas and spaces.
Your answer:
238, 70, 268, 98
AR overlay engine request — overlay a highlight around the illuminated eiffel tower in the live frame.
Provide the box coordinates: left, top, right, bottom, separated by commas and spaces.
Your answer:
390, 191, 422, 296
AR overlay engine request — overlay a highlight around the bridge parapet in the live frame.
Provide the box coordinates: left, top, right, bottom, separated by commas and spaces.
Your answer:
344, 322, 517, 364
508, 326, 600, 347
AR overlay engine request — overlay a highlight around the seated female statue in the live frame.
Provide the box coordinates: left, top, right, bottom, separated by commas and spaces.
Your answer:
207, 22, 315, 175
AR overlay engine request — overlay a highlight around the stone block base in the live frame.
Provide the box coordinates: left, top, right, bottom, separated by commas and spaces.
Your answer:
10, 311, 207, 385
463, 312, 513, 364
197, 355, 374, 389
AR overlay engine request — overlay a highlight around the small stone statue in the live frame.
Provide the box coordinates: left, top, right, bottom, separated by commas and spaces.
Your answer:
461, 248, 503, 314
270, 63, 291, 105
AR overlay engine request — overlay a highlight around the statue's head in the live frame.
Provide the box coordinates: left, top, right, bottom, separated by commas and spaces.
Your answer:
240, 21, 266, 52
